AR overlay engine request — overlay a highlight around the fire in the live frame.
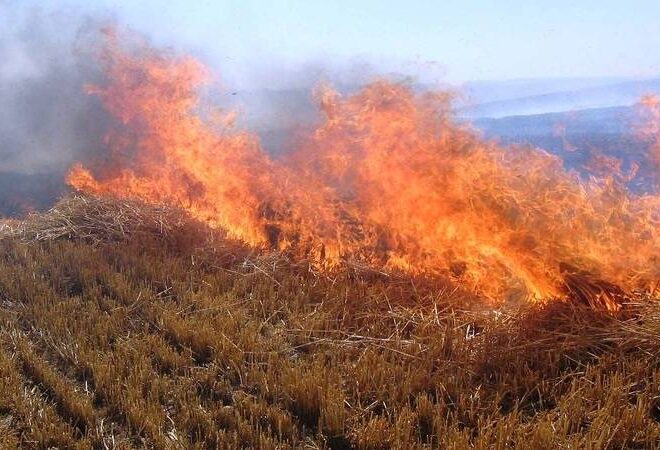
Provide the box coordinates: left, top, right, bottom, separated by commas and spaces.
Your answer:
68, 31, 660, 306
68, 29, 273, 247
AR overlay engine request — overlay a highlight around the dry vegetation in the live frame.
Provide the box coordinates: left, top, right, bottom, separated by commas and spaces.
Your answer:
0, 196, 659, 449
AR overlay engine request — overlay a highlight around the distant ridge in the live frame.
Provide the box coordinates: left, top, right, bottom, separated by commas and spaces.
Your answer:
460, 78, 660, 118
473, 104, 637, 136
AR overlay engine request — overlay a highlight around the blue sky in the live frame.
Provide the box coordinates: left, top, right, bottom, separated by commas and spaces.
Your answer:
5, 0, 660, 86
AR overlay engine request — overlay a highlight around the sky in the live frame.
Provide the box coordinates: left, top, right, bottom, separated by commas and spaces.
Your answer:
0, 0, 659, 174
9, 0, 658, 84
2, 0, 660, 88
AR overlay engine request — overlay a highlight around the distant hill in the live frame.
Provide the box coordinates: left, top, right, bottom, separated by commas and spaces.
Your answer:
472, 105, 654, 191
461, 78, 660, 118
473, 105, 638, 137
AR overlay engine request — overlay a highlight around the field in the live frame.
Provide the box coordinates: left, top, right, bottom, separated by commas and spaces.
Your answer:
0, 197, 659, 449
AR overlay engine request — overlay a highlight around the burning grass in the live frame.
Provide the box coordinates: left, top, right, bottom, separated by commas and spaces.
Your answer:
0, 194, 659, 448
0, 194, 643, 313
66, 30, 660, 306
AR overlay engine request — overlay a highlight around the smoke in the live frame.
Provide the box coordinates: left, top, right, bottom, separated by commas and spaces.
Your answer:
0, 3, 421, 173
0, 5, 110, 175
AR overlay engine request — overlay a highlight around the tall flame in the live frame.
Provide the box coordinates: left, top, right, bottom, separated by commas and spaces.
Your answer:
68, 31, 660, 305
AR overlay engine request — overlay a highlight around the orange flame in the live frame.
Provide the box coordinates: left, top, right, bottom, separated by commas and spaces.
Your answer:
68, 31, 660, 304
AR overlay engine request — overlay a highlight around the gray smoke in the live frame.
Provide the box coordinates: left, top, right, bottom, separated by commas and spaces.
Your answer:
0, 5, 110, 175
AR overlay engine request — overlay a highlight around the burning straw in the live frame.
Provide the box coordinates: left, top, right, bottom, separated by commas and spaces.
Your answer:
0, 193, 654, 314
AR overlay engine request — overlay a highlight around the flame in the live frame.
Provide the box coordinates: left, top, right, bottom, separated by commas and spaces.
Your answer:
68, 31, 660, 305
68, 30, 272, 247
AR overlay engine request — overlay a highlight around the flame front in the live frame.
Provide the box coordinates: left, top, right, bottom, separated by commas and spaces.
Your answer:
68, 31, 660, 305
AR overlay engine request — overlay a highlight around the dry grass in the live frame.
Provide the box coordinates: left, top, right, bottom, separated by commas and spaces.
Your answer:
0, 195, 659, 449
0, 195, 211, 245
